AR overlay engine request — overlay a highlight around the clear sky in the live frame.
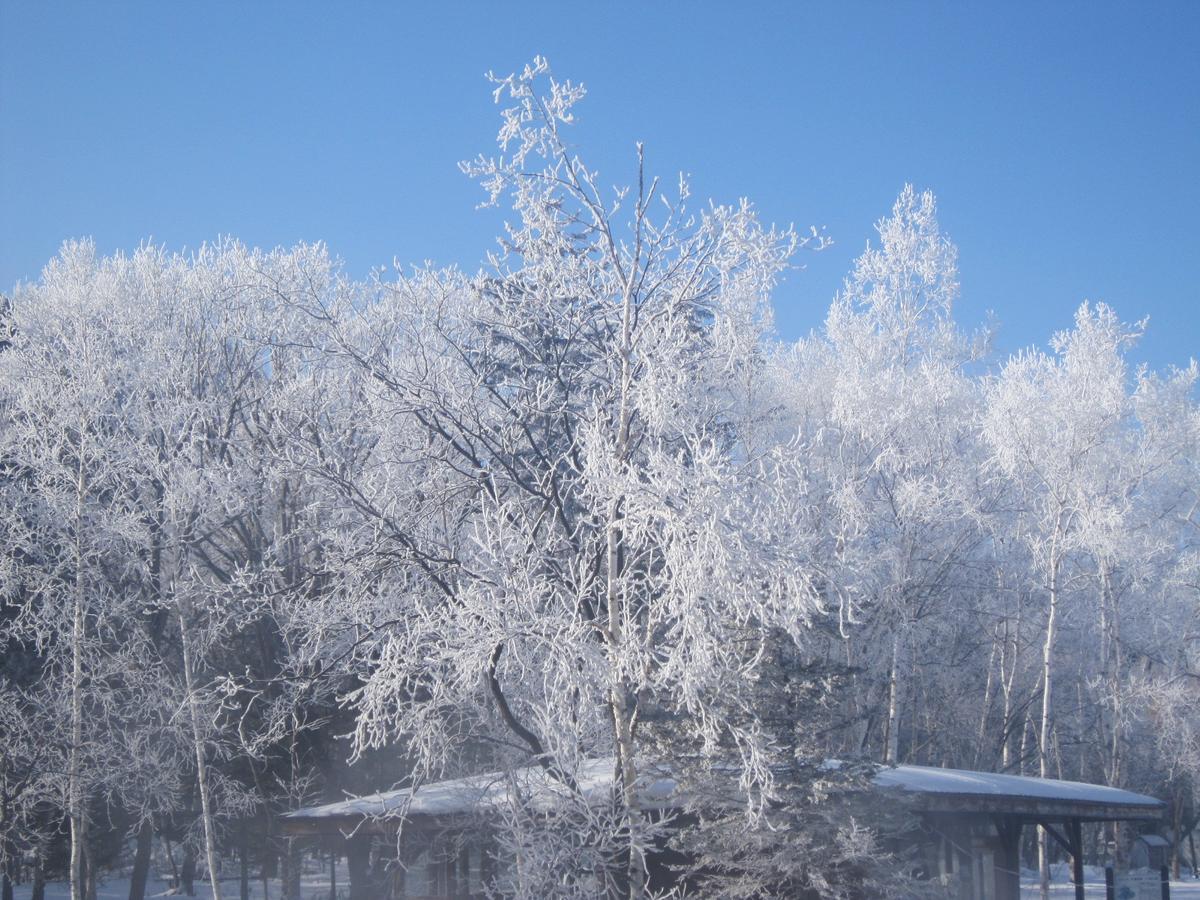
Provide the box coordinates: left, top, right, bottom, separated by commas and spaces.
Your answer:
2, 2, 1197, 369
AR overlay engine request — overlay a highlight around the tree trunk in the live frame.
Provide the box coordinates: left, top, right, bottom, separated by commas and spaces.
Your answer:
346, 837, 370, 900
1018, 709, 1030, 776
885, 633, 901, 764
239, 822, 249, 900
604, 186, 646, 900
178, 597, 223, 900
1, 838, 13, 900
975, 629, 998, 768
998, 582, 1020, 771
163, 838, 180, 890
611, 697, 644, 899
281, 839, 300, 900
83, 841, 97, 900
1038, 536, 1062, 900
69, 465, 88, 900
181, 844, 196, 897
1174, 791, 1184, 881
30, 843, 44, 900
1000, 647, 1013, 769
0, 814, 14, 900
128, 821, 154, 900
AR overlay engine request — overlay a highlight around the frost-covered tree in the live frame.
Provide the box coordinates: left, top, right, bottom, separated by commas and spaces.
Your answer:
813, 186, 986, 765
984, 303, 1149, 897
277, 58, 870, 898
0, 243, 180, 900
0, 242, 334, 900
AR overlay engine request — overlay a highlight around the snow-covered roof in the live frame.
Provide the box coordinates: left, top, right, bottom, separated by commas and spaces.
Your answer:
282, 758, 1163, 828
871, 763, 1162, 810
1136, 834, 1171, 847
284, 758, 672, 822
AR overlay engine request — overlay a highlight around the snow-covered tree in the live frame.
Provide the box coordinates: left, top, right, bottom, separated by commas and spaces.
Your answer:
0, 242, 180, 900
277, 58, 876, 898
814, 185, 986, 765
984, 303, 1148, 896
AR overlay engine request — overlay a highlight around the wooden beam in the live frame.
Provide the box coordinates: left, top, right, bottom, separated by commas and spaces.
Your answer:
1039, 821, 1073, 856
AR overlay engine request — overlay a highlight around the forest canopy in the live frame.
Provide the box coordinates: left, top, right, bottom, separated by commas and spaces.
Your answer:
1, 58, 1198, 900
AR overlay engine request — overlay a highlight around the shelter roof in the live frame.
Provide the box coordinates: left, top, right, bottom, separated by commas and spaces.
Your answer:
281, 757, 1163, 833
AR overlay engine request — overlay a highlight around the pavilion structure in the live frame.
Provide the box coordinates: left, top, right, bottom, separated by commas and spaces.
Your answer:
282, 759, 1165, 900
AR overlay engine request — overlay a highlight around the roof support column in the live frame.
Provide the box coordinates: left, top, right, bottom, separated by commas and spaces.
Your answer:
1038, 819, 1085, 900
1068, 818, 1084, 900
993, 817, 1022, 900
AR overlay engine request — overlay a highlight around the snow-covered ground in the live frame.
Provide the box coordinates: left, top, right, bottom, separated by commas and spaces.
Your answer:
1020, 882, 1200, 898
1019, 861, 1200, 897
10, 870, 344, 900
12, 867, 1200, 899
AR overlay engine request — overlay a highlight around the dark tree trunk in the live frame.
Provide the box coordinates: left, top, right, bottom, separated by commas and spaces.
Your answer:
239, 823, 249, 900
281, 840, 300, 900
181, 844, 197, 897
346, 837, 370, 900
83, 843, 97, 900
1, 830, 16, 900
163, 838, 180, 890
128, 822, 154, 900
30, 844, 45, 900
1174, 792, 1185, 881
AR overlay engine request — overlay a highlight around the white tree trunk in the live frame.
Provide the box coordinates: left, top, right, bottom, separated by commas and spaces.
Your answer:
1037, 534, 1062, 900
179, 597, 223, 900
606, 217, 644, 900
999, 612, 1016, 772
68, 463, 87, 900
974, 629, 998, 768
885, 634, 901, 764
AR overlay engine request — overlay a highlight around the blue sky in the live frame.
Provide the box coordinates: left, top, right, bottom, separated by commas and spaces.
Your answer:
2, 2, 1197, 369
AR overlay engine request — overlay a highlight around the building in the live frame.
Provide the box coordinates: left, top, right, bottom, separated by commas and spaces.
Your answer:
281, 758, 1164, 900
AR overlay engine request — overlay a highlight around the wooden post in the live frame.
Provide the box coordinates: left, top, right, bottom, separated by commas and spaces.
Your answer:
445, 853, 457, 900
1105, 865, 1115, 900
1040, 820, 1085, 900
457, 847, 470, 898
1068, 819, 1085, 900
994, 817, 1023, 900
480, 833, 496, 896
1160, 864, 1170, 900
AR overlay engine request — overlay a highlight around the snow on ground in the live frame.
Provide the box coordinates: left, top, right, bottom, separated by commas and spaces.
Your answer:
11, 867, 345, 900
13, 866, 1200, 900
1019, 861, 1200, 897
1020, 881, 1200, 897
